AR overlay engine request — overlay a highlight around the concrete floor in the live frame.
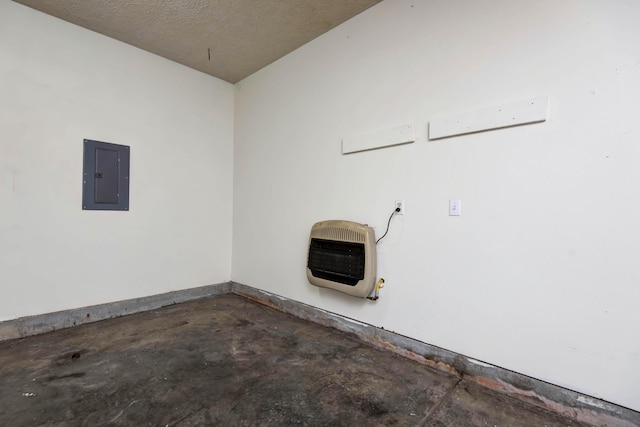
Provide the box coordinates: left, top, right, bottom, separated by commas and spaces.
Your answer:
0, 295, 594, 426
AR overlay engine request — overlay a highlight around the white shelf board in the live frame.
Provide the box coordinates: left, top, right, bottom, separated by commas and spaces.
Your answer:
342, 123, 415, 154
429, 96, 548, 140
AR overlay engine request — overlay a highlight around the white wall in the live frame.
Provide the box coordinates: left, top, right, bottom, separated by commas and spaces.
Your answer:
233, 0, 640, 411
0, 1, 234, 320
2, 0, 639, 413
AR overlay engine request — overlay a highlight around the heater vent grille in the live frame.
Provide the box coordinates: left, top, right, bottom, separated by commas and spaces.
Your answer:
307, 220, 376, 298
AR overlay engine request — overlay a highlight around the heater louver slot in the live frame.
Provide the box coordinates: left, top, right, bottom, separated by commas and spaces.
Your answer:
306, 220, 376, 298
314, 227, 366, 243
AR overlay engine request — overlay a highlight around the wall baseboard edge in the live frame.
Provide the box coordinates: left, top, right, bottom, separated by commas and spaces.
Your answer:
230, 281, 640, 427
1, 280, 637, 426
0, 282, 232, 342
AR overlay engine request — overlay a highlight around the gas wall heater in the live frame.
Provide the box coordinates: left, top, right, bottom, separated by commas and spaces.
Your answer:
306, 220, 376, 298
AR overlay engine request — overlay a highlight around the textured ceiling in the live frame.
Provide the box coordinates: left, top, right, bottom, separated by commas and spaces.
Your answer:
12, 0, 382, 83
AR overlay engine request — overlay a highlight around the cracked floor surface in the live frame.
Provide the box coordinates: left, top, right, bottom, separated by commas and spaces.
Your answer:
0, 294, 592, 426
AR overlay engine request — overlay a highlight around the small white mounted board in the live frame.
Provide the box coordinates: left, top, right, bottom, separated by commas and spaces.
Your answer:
342, 123, 415, 154
429, 96, 548, 140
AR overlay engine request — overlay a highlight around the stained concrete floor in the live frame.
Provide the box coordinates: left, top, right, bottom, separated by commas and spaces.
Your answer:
0, 294, 593, 426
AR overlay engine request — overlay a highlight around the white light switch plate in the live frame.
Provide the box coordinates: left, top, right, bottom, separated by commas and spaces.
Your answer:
449, 199, 461, 216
